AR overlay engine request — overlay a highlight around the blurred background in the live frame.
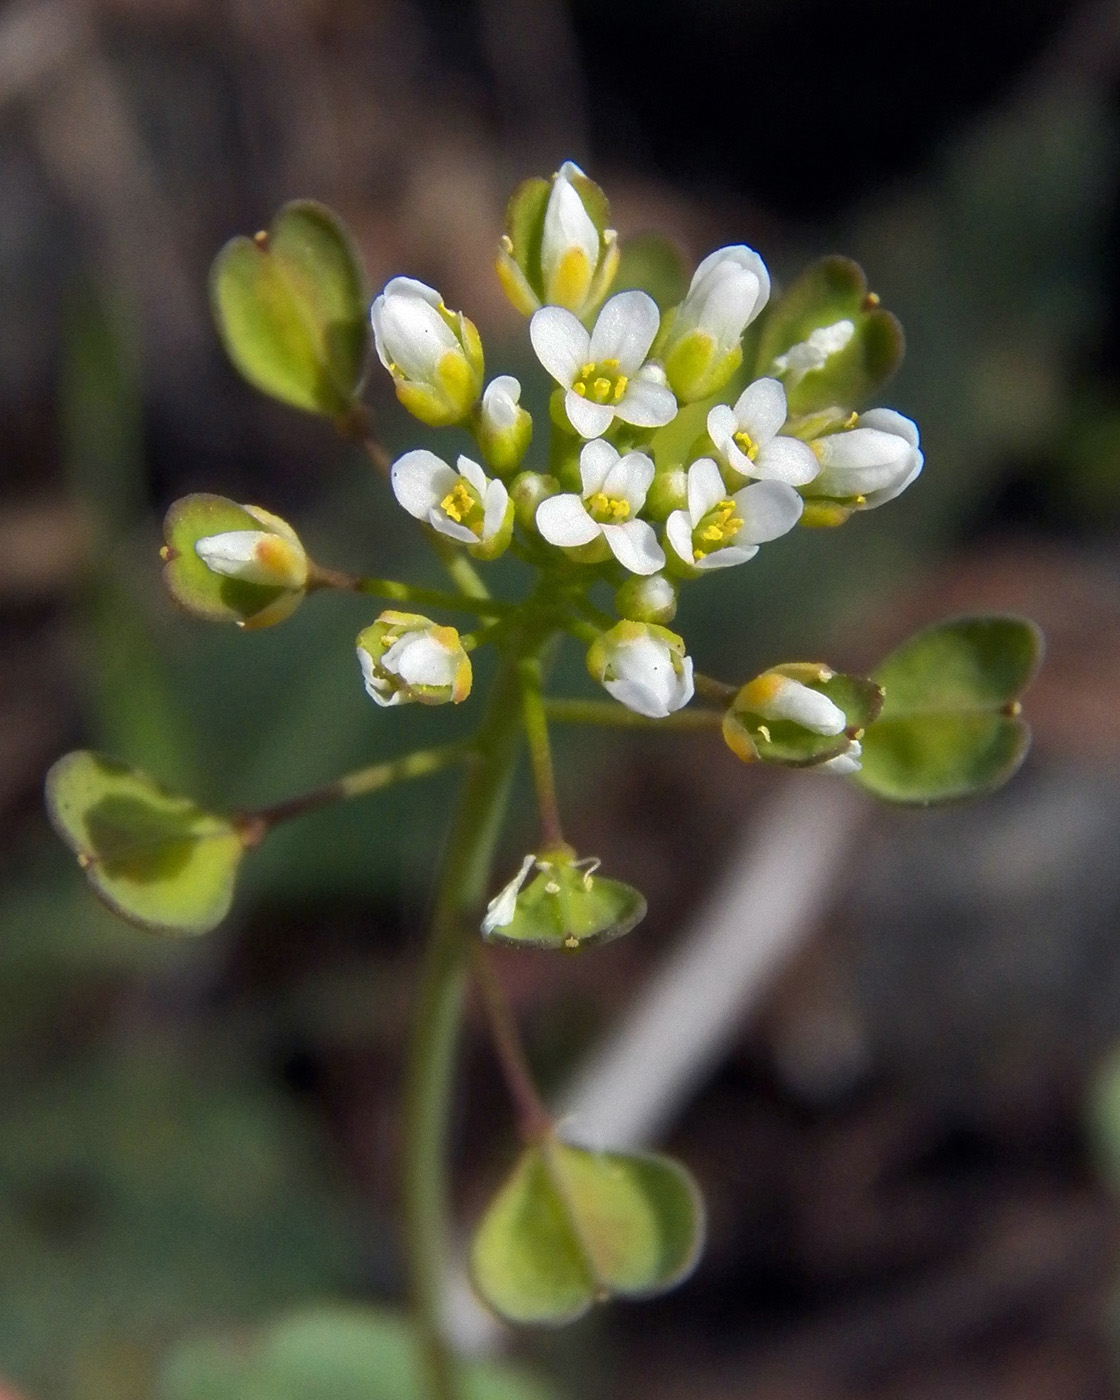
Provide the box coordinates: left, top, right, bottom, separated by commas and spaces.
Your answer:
3, 0, 1120, 1396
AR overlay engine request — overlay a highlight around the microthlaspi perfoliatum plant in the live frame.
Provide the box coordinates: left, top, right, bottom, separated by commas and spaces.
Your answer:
45, 162, 1042, 1398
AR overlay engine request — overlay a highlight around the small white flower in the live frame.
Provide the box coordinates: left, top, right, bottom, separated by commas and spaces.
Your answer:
819, 739, 862, 774
371, 277, 483, 426
587, 620, 694, 719
707, 378, 820, 487
481, 854, 537, 934
809, 408, 923, 507
535, 440, 665, 575
194, 505, 308, 590
772, 319, 855, 387
530, 290, 677, 438
665, 458, 803, 570
356, 611, 472, 707
662, 245, 771, 402
391, 449, 513, 557
476, 375, 532, 475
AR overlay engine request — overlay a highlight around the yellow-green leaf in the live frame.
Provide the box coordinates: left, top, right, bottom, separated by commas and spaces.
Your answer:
211, 201, 368, 419
45, 751, 244, 935
471, 1139, 704, 1326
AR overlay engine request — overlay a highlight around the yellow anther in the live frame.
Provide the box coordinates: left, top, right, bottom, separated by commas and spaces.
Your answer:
733, 430, 760, 462
696, 500, 742, 549
600, 358, 620, 371
611, 374, 628, 403
572, 382, 587, 396
440, 482, 475, 525
580, 362, 596, 379
592, 377, 613, 402
589, 492, 630, 521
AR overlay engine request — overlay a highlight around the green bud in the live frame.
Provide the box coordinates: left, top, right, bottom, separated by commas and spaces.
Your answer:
615, 573, 678, 625
644, 465, 688, 521
474, 375, 533, 477
510, 470, 559, 532
370, 277, 484, 427
162, 494, 307, 629
496, 161, 619, 318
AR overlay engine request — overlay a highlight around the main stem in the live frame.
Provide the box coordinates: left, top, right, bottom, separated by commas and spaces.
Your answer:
401, 655, 529, 1400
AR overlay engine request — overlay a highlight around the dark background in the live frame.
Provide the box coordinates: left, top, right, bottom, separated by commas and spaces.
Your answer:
3, 0, 1120, 1396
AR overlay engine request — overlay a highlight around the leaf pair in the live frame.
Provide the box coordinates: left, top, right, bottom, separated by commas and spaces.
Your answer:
471, 1138, 704, 1326
856, 616, 1043, 803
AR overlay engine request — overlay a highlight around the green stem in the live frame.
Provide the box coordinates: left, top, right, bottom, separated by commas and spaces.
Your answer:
545, 698, 725, 730
694, 672, 738, 704
402, 657, 528, 1400
236, 743, 467, 842
471, 943, 552, 1142
307, 564, 514, 618
518, 655, 565, 848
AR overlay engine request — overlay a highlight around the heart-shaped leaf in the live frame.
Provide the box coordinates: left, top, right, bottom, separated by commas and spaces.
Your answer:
162, 494, 305, 629
158, 1306, 563, 1400
751, 255, 904, 414
855, 615, 1043, 803
211, 200, 368, 419
45, 751, 244, 935
471, 1139, 704, 1326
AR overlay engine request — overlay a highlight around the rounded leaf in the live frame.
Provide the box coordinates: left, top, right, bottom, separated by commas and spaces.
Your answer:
856, 615, 1043, 804
162, 494, 303, 628
471, 1140, 704, 1326
211, 200, 368, 418
45, 751, 244, 935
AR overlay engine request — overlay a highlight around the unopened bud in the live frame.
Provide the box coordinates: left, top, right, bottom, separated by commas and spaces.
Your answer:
356, 611, 472, 707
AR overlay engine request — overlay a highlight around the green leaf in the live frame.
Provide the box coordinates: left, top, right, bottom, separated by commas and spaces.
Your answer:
158, 1306, 563, 1400
855, 616, 1043, 804
45, 751, 244, 935
751, 255, 904, 414
211, 200, 368, 419
470, 1140, 704, 1326
161, 494, 303, 628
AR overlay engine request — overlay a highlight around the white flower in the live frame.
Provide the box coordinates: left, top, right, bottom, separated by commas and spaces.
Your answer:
663, 246, 771, 401
535, 440, 665, 575
819, 739, 862, 774
707, 377, 820, 487
665, 458, 803, 570
194, 504, 308, 590
530, 290, 677, 438
809, 408, 923, 507
371, 277, 483, 426
476, 375, 532, 475
772, 319, 855, 387
587, 621, 694, 719
391, 449, 513, 557
356, 611, 472, 707
481, 854, 537, 934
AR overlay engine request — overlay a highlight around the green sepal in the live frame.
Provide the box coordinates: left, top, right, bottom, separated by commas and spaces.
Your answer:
470, 1138, 704, 1326
483, 852, 646, 950
752, 256, 904, 414
855, 616, 1043, 804
210, 200, 368, 420
158, 1304, 563, 1400
723, 668, 883, 767
45, 751, 244, 936
161, 493, 304, 629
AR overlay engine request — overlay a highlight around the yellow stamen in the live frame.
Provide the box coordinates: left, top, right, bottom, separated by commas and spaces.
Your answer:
440, 481, 475, 525
695, 499, 743, 550
591, 377, 612, 402
733, 430, 760, 462
589, 492, 631, 521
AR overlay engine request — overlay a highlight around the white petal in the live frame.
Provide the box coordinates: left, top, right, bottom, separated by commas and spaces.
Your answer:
456, 455, 488, 496
689, 245, 770, 318
428, 512, 478, 545
536, 493, 600, 547
614, 377, 677, 429
732, 377, 788, 444
541, 172, 600, 280
752, 436, 820, 486
665, 510, 695, 566
481, 375, 521, 430
371, 280, 457, 381
694, 544, 757, 569
733, 479, 803, 543
482, 478, 510, 540
859, 407, 920, 448
860, 452, 923, 508
385, 633, 456, 689
602, 451, 655, 512
684, 262, 766, 350
604, 635, 693, 717
357, 645, 390, 703
482, 854, 537, 934
194, 531, 274, 584
707, 403, 737, 455
759, 678, 846, 735
392, 449, 458, 519
579, 438, 619, 496
602, 520, 665, 576
565, 390, 615, 439
686, 457, 727, 524
589, 290, 660, 371
813, 427, 914, 496
529, 306, 588, 386
819, 740, 862, 774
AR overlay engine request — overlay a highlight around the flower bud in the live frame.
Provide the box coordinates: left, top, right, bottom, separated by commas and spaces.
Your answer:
510, 470, 559, 532
615, 573, 678, 626
804, 408, 923, 509
370, 276, 484, 426
661, 246, 770, 402
356, 611, 472, 707
496, 161, 620, 318
474, 375, 533, 477
722, 663, 881, 768
587, 621, 694, 718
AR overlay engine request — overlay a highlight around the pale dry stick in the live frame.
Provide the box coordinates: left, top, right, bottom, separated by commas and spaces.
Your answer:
444, 777, 867, 1354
